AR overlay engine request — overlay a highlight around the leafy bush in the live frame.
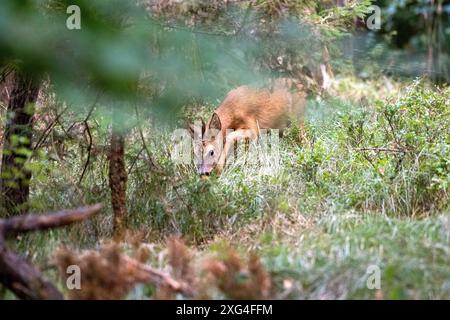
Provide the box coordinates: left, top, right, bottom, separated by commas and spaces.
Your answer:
343, 81, 449, 215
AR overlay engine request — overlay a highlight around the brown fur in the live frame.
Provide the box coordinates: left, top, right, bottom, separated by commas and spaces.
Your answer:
210, 84, 305, 135
190, 80, 307, 175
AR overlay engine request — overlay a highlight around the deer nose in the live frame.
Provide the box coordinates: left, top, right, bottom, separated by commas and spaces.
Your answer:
199, 170, 210, 180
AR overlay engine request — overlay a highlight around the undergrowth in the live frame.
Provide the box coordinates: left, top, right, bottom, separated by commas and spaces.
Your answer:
5, 79, 449, 300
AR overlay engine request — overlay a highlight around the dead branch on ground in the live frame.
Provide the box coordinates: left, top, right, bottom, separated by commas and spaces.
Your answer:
0, 204, 102, 300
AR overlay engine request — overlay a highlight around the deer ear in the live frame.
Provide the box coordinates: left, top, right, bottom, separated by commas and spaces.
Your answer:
209, 113, 222, 131
187, 119, 206, 138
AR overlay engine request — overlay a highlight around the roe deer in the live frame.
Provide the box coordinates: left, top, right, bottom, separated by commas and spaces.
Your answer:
188, 79, 307, 177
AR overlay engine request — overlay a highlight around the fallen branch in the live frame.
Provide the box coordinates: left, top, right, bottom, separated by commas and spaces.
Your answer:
121, 255, 193, 296
0, 243, 64, 300
54, 244, 194, 299
0, 204, 103, 238
0, 204, 102, 300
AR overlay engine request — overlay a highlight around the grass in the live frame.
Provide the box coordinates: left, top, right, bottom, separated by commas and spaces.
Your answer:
229, 212, 450, 299
3, 78, 449, 299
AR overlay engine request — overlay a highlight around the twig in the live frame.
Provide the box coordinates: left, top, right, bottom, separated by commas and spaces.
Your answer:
0, 204, 102, 238
127, 146, 145, 175
78, 121, 93, 185
134, 104, 163, 173
76, 95, 100, 185
33, 106, 69, 151
354, 147, 408, 153
66, 93, 99, 133
121, 255, 193, 296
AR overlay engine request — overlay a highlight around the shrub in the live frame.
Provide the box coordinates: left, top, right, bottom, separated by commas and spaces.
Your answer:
297, 80, 449, 216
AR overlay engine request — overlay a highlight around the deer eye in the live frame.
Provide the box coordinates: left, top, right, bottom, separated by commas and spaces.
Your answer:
209, 150, 214, 157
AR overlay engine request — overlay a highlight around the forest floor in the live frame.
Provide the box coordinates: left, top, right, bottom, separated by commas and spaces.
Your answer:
4, 76, 449, 299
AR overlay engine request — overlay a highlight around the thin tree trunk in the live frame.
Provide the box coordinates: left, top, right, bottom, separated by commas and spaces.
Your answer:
0, 72, 40, 216
109, 125, 127, 240
426, 0, 435, 81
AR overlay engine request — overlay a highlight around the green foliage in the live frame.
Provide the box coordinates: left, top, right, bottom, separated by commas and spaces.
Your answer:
9, 75, 449, 300
0, 0, 267, 130
1, 0, 379, 129
335, 80, 450, 215
1, 0, 449, 300
289, 81, 448, 216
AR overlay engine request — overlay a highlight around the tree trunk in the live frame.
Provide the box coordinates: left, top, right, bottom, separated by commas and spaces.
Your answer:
0, 72, 40, 216
109, 126, 127, 241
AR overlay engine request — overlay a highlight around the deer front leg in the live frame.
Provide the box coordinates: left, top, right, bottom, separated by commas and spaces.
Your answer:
216, 129, 257, 174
